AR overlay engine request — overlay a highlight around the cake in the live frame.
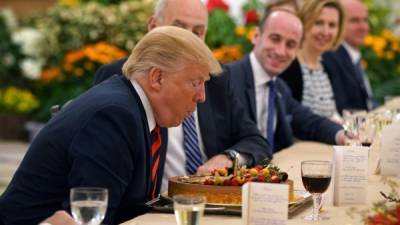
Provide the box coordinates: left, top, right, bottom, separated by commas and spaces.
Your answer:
168, 164, 295, 205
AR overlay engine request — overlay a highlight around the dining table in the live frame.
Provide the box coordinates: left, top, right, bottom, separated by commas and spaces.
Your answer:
121, 134, 399, 225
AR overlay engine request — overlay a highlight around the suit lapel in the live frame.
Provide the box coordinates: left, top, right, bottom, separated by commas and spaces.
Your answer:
338, 47, 364, 89
337, 46, 369, 101
197, 84, 217, 158
242, 56, 257, 122
121, 76, 153, 199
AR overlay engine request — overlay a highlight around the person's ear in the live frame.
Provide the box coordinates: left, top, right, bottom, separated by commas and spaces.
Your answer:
251, 27, 261, 45
148, 67, 163, 91
147, 16, 157, 31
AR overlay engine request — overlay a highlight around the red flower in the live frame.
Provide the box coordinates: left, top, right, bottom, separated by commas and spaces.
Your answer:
207, 0, 229, 12
245, 9, 259, 25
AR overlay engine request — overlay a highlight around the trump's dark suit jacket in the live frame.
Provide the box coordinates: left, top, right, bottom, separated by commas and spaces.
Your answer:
95, 58, 272, 165
0, 75, 167, 225
226, 55, 342, 152
279, 58, 348, 115
323, 45, 375, 111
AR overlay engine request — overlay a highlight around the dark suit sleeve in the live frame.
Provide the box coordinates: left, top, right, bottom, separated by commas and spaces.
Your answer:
216, 73, 272, 164
280, 82, 343, 144
64, 106, 138, 224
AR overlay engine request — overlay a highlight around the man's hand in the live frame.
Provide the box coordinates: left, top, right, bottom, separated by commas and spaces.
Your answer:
40, 211, 77, 225
336, 129, 359, 145
196, 154, 232, 175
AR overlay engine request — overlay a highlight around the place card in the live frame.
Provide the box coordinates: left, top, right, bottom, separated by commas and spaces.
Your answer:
381, 124, 400, 177
333, 146, 369, 205
242, 182, 288, 225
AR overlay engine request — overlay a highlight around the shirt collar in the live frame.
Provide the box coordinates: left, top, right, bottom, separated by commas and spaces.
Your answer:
130, 79, 156, 132
343, 42, 361, 64
250, 52, 274, 88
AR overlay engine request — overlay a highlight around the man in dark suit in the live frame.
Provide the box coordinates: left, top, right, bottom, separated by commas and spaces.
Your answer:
0, 27, 222, 225
226, 10, 347, 152
95, 0, 271, 192
323, 0, 376, 111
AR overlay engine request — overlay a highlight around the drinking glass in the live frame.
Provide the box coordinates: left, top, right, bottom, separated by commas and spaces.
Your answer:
70, 187, 108, 225
173, 195, 206, 225
373, 111, 392, 136
301, 161, 332, 221
358, 115, 376, 147
342, 109, 367, 141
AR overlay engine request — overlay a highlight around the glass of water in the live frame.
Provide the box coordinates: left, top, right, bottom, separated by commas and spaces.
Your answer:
173, 195, 206, 225
70, 187, 108, 225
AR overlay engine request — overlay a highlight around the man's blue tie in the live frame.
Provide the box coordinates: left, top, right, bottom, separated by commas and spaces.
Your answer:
182, 113, 203, 174
266, 80, 276, 150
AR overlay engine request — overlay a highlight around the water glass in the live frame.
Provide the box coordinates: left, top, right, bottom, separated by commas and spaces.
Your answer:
173, 195, 206, 225
342, 109, 367, 135
301, 161, 332, 221
70, 187, 108, 225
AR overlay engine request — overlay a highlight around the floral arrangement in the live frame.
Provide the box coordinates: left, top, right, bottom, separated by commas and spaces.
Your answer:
363, 178, 400, 225
0, 87, 39, 114
6, 0, 152, 121
0, 9, 39, 117
31, 41, 128, 121
0, 9, 29, 88
40, 41, 127, 83
347, 177, 400, 225
362, 29, 400, 102
205, 0, 261, 64
24, 0, 152, 67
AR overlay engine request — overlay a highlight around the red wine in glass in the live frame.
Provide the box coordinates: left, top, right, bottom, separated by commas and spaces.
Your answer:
302, 175, 331, 193
361, 142, 372, 147
301, 160, 332, 221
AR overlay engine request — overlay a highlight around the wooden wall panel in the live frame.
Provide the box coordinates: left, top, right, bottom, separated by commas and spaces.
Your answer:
0, 0, 56, 18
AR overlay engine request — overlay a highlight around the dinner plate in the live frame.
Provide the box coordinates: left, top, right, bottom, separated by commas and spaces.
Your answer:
153, 190, 311, 216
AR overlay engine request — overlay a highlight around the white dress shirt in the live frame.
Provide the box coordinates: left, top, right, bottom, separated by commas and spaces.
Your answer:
130, 80, 155, 132
250, 52, 277, 139
161, 110, 207, 193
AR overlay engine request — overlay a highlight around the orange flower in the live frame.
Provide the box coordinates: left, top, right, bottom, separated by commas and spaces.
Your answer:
247, 27, 256, 41
235, 26, 246, 37
41, 67, 61, 82
212, 45, 242, 63
65, 49, 85, 64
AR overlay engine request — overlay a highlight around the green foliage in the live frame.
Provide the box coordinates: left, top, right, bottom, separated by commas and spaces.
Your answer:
0, 15, 26, 88
205, 9, 237, 49
364, 0, 392, 35
374, 78, 400, 103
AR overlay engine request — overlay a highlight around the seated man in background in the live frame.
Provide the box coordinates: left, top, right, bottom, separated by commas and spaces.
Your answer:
0, 26, 222, 225
226, 10, 347, 153
323, 0, 377, 111
95, 0, 271, 192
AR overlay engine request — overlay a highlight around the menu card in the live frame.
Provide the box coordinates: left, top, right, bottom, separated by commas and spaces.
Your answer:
333, 146, 369, 205
242, 182, 288, 225
381, 124, 400, 177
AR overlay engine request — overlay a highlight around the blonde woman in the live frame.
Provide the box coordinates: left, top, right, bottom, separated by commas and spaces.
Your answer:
280, 0, 346, 122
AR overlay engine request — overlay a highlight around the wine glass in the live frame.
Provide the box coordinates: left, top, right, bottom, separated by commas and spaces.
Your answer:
301, 161, 332, 221
173, 195, 206, 225
358, 115, 376, 147
70, 187, 108, 225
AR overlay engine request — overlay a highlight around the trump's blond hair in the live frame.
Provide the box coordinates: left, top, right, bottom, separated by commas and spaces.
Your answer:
122, 26, 221, 79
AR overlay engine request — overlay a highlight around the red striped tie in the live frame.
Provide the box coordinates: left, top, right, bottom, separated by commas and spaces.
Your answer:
150, 125, 161, 199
